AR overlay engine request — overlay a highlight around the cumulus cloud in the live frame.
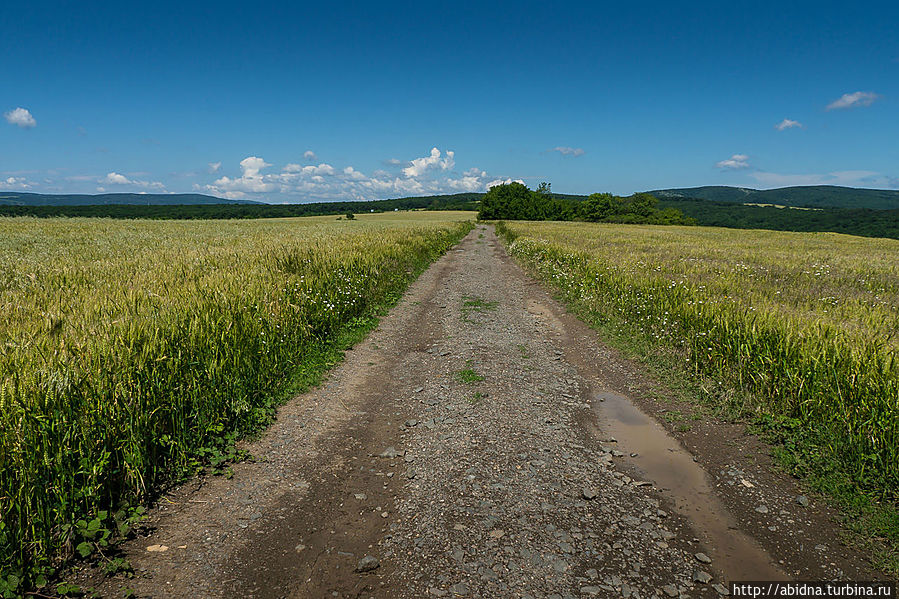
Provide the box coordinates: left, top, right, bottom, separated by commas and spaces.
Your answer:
303, 150, 317, 162
4, 107, 36, 128
3, 176, 31, 189
208, 162, 222, 173
716, 154, 751, 170
202, 148, 519, 201
550, 146, 585, 157
826, 91, 879, 110
403, 147, 455, 178
103, 172, 166, 190
384, 158, 402, 166
205, 156, 275, 198
775, 119, 803, 130
105, 172, 131, 184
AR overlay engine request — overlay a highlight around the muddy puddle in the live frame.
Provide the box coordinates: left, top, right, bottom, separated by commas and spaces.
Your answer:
592, 390, 786, 581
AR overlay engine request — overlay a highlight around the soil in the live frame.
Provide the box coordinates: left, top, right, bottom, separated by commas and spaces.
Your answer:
84, 225, 886, 598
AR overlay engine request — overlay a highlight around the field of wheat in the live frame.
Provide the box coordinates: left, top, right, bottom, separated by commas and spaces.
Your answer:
498, 221, 899, 499
0, 212, 472, 587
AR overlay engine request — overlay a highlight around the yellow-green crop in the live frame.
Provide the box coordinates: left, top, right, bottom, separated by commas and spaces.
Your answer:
497, 221, 898, 499
0, 212, 472, 586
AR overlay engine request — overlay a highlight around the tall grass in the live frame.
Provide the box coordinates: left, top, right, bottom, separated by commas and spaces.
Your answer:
497, 221, 899, 499
0, 213, 472, 587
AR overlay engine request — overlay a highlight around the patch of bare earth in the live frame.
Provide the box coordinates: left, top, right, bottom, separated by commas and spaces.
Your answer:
85, 226, 884, 599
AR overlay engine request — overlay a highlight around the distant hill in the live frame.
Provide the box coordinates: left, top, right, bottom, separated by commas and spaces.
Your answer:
0, 192, 260, 206
648, 185, 899, 210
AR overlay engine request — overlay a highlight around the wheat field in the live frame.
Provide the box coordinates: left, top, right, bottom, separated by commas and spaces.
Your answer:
0, 212, 473, 585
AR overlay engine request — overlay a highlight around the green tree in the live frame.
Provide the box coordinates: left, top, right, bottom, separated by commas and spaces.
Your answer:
582, 193, 616, 221
478, 182, 532, 220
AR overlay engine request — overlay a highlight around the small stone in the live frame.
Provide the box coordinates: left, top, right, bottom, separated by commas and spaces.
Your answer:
354, 493, 367, 500
414, 387, 424, 393
662, 585, 679, 597
405, 419, 419, 428
429, 589, 448, 597
295, 544, 306, 552
755, 505, 769, 514
712, 583, 730, 596
146, 544, 169, 552
580, 586, 602, 596
582, 488, 598, 500
355, 555, 380, 572
740, 479, 755, 488
488, 529, 505, 539
797, 495, 809, 507
449, 582, 469, 595
692, 570, 713, 584
379, 446, 404, 458
586, 569, 598, 580
695, 552, 712, 564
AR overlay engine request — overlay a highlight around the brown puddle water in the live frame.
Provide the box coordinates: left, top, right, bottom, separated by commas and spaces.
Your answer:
593, 391, 786, 581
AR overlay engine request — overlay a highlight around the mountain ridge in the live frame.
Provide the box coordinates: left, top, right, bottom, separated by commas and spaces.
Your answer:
647, 185, 899, 210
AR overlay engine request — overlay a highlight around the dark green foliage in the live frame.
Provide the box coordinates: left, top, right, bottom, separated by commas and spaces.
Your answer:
0, 193, 481, 219
478, 183, 693, 225
659, 198, 899, 240
0, 192, 257, 206
650, 185, 899, 210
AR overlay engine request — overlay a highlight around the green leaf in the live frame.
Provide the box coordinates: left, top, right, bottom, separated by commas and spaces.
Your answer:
76, 541, 93, 557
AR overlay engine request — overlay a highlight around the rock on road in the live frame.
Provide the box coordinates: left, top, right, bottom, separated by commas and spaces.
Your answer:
91, 225, 876, 598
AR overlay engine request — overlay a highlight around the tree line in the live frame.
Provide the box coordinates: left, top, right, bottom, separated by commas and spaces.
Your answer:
477, 182, 694, 225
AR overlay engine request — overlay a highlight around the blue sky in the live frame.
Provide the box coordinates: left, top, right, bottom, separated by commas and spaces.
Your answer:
2, 0, 896, 202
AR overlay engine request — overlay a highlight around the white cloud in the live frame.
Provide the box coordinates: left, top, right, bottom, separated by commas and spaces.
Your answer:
384, 158, 402, 166
826, 91, 879, 110
403, 147, 454, 178
4, 107, 36, 128
205, 156, 275, 197
716, 154, 751, 170
3, 176, 31, 189
201, 149, 519, 201
105, 172, 132, 185
486, 178, 526, 188
303, 150, 317, 162
343, 166, 367, 180
550, 146, 585, 157
239, 156, 270, 177
208, 162, 222, 173
775, 119, 803, 130
103, 172, 166, 190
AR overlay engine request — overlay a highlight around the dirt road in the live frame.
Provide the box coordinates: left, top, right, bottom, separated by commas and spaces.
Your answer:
92, 226, 879, 598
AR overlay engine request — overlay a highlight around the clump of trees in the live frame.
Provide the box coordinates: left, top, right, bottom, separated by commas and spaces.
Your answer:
478, 182, 695, 225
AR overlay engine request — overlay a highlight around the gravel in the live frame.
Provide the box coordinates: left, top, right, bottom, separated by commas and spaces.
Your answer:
382, 226, 703, 598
